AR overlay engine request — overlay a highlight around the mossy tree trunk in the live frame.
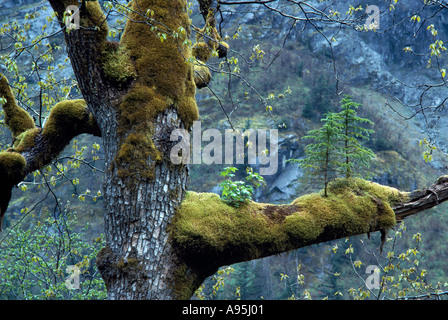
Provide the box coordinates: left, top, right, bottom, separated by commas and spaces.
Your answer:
1, 0, 448, 300
43, 0, 229, 299
45, 0, 207, 300
0, 0, 221, 300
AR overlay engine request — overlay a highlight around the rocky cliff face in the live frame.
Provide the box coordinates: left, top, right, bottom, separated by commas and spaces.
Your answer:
305, 1, 448, 153
219, 0, 448, 202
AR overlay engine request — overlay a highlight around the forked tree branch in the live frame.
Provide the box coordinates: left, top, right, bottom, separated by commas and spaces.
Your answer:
0, 73, 100, 230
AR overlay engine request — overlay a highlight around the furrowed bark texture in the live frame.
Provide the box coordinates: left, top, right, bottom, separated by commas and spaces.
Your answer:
47, 0, 201, 299
97, 108, 190, 299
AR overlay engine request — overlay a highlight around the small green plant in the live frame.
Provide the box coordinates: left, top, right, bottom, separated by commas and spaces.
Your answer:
219, 167, 265, 207
419, 137, 437, 163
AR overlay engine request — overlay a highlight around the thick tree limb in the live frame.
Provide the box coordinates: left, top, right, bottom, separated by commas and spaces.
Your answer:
170, 176, 448, 297
0, 73, 100, 230
47, 0, 121, 134
172, 178, 402, 268
393, 175, 448, 220
0, 75, 35, 137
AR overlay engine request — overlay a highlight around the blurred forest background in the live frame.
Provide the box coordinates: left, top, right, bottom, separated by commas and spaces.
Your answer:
1, 0, 448, 300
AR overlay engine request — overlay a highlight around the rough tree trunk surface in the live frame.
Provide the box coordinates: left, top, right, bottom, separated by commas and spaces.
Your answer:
1, 0, 448, 300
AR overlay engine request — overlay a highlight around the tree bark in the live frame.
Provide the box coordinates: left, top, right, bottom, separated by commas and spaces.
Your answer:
45, 0, 210, 300
96, 107, 192, 299
393, 175, 448, 220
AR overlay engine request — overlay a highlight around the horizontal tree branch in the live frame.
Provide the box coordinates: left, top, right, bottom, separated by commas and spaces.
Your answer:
171, 175, 448, 297
393, 175, 448, 220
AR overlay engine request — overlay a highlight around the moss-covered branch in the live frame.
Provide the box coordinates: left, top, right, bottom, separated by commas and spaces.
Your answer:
0, 78, 100, 229
172, 178, 405, 264
169, 178, 408, 297
0, 75, 35, 138
170, 174, 448, 298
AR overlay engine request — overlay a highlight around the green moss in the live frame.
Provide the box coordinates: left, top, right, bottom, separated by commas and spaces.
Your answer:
119, 0, 198, 126
115, 131, 162, 179
102, 42, 136, 84
172, 192, 287, 256
0, 152, 26, 183
0, 74, 35, 137
172, 178, 406, 258
80, 1, 108, 41
113, 84, 166, 179
285, 178, 405, 244
194, 64, 211, 88
11, 128, 41, 153
192, 42, 212, 62
112, 0, 199, 180
217, 41, 229, 58
192, 8, 228, 62
42, 99, 99, 147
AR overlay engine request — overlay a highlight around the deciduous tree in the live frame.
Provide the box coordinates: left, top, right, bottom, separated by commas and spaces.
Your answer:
1, 0, 448, 300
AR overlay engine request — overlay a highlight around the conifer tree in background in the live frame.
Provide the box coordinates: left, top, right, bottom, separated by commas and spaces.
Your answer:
334, 95, 375, 179
291, 113, 344, 196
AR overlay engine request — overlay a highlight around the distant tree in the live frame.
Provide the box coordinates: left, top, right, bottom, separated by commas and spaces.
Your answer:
334, 95, 375, 179
302, 74, 336, 121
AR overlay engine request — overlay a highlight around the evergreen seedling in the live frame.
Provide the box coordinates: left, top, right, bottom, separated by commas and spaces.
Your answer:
291, 112, 344, 196
335, 95, 375, 178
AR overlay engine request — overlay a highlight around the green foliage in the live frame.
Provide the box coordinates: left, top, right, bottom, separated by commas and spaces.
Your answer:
290, 96, 374, 195
195, 219, 448, 300
0, 209, 106, 300
290, 112, 345, 196
302, 74, 337, 121
419, 137, 437, 163
194, 266, 237, 300
218, 167, 265, 207
330, 222, 448, 300
334, 95, 375, 178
